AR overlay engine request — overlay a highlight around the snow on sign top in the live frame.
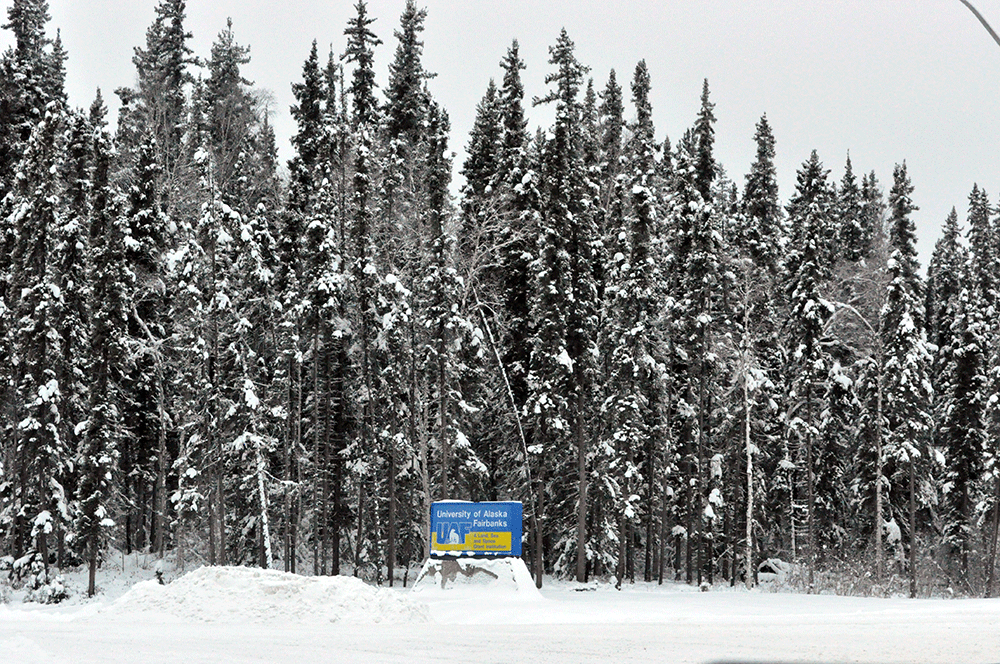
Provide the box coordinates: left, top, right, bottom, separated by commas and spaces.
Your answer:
430, 501, 523, 558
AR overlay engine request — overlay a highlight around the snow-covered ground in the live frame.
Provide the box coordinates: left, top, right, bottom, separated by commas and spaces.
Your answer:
1, 554, 997, 663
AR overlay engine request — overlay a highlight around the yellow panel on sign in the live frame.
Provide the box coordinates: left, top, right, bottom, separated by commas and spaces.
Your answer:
431, 532, 512, 552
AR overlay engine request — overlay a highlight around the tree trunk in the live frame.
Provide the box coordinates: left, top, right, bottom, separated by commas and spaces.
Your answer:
154, 369, 168, 558
535, 462, 545, 589
908, 459, 917, 598
256, 437, 273, 569
313, 332, 321, 576
806, 382, 815, 592
658, 476, 668, 585
387, 432, 396, 586
576, 390, 588, 583
644, 425, 654, 583
355, 477, 366, 575
875, 363, 884, 584
87, 526, 97, 597
745, 373, 754, 590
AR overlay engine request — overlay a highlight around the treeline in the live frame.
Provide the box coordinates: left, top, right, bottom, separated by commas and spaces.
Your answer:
1, 0, 999, 600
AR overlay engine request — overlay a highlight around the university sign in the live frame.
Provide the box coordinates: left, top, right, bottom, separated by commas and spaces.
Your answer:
430, 501, 523, 557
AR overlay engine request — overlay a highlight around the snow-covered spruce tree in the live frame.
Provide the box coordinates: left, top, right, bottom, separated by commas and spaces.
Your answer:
341, 0, 385, 575
0, 0, 63, 203
460, 39, 542, 558
49, 108, 93, 567
6, 101, 68, 569
455, 74, 511, 517
603, 60, 670, 585
172, 107, 239, 566
732, 113, 787, 582
926, 208, 965, 389
837, 154, 870, 264
964, 183, 1000, 595
665, 129, 700, 585
459, 79, 503, 257
203, 21, 284, 571
493, 39, 536, 492
109, 0, 194, 558
422, 99, 483, 523
121, 132, 172, 557
0, 3, 63, 492
668, 81, 724, 586
880, 163, 933, 598
303, 74, 353, 578
738, 114, 783, 276
274, 40, 330, 573
381, 1, 443, 584
124, 0, 193, 189
923, 207, 969, 584
691, 82, 723, 587
585, 68, 627, 581
938, 283, 987, 587
229, 189, 282, 572
78, 98, 130, 596
288, 41, 325, 215
204, 18, 256, 198
860, 171, 886, 254
782, 150, 836, 590
595, 68, 625, 244
526, 29, 594, 587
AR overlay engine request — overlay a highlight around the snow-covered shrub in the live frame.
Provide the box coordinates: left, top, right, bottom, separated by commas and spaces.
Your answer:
18, 554, 70, 604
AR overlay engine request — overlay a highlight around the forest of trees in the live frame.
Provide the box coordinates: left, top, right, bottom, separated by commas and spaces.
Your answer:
2, 0, 1000, 601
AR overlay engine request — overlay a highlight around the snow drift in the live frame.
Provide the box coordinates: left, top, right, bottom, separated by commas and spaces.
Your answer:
110, 566, 430, 624
412, 557, 542, 600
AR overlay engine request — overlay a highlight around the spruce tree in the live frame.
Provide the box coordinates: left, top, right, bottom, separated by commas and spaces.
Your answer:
939, 284, 987, 583
0, 0, 61, 202
459, 79, 503, 254
7, 101, 67, 566
605, 60, 668, 584
739, 114, 782, 274
288, 41, 326, 214
128, 0, 193, 183
881, 163, 933, 598
783, 150, 835, 589
926, 208, 965, 359
79, 98, 130, 595
342, 0, 383, 572
527, 28, 592, 587
835, 154, 867, 263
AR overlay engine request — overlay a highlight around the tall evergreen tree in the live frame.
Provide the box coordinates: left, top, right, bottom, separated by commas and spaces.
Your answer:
527, 28, 592, 587
6, 101, 67, 566
79, 97, 130, 596
0, 0, 60, 202
459, 79, 502, 254
881, 162, 933, 598
342, 0, 383, 573
783, 150, 835, 589
739, 114, 782, 274
127, 0, 193, 186
837, 154, 869, 263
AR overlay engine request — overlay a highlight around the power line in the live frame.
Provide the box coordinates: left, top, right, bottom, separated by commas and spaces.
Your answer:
959, 0, 1000, 50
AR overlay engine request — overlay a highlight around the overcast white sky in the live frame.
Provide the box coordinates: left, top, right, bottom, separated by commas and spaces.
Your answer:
4, 0, 1000, 263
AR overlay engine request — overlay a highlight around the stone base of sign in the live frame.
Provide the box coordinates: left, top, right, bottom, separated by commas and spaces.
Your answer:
411, 556, 541, 598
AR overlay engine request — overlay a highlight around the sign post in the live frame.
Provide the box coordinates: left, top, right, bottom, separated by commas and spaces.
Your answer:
429, 501, 522, 558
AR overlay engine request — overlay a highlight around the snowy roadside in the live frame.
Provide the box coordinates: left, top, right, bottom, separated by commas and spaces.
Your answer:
1, 558, 997, 663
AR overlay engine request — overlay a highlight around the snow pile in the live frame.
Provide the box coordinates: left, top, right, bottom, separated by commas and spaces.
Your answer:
110, 566, 430, 624
412, 557, 542, 600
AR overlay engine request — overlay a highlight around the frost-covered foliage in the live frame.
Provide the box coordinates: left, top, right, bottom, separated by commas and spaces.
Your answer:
3, 1, 1000, 600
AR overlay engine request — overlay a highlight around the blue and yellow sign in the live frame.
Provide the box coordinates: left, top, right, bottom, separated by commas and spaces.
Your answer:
430, 501, 523, 557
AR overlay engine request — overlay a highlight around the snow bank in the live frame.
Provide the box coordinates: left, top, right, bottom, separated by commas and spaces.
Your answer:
412, 557, 542, 600
110, 566, 430, 624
